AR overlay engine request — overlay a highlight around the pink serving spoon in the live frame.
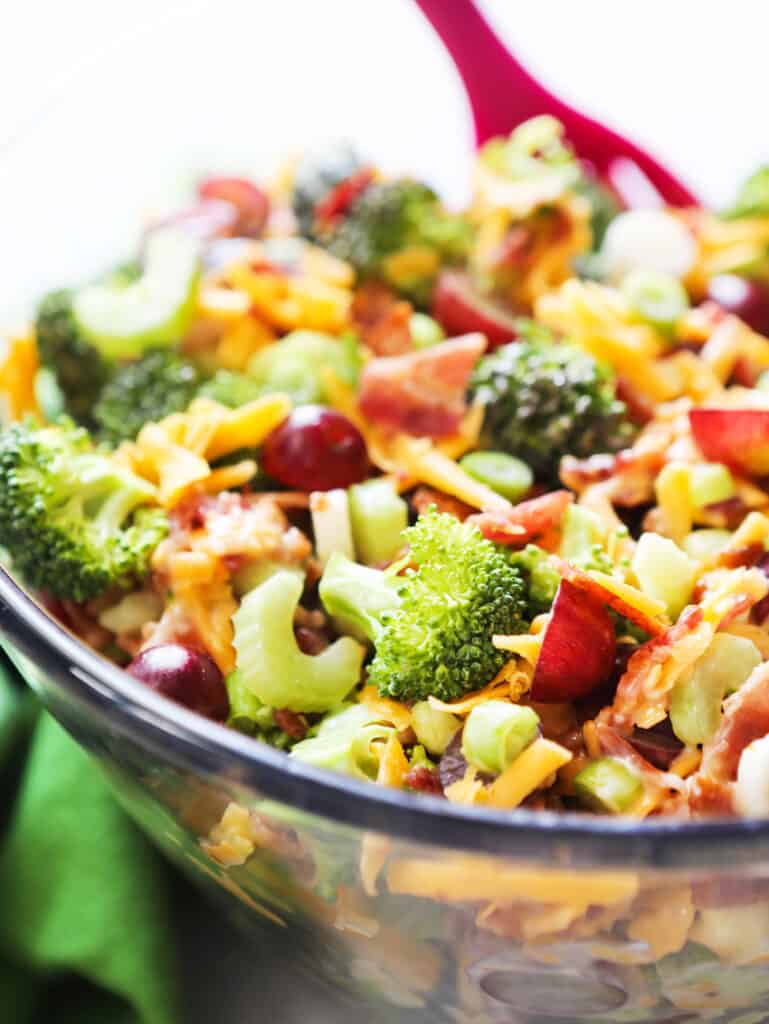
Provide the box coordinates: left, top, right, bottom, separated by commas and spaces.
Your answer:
415, 0, 698, 208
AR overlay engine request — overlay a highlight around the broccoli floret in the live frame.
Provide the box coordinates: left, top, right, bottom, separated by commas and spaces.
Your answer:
365, 510, 528, 703
509, 544, 560, 618
724, 165, 769, 219
469, 323, 636, 481
93, 349, 200, 444
0, 419, 168, 602
292, 141, 364, 238
323, 180, 470, 303
35, 289, 112, 426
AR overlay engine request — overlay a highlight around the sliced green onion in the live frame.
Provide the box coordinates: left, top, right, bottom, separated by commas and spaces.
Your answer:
621, 269, 690, 335
410, 312, 446, 349
688, 463, 736, 510
573, 757, 643, 814
411, 701, 461, 756
682, 529, 733, 561
348, 477, 408, 565
459, 451, 533, 502
462, 701, 540, 775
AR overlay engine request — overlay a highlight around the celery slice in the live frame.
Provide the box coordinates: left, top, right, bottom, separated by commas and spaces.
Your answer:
574, 757, 643, 813
348, 478, 408, 565
632, 532, 699, 619
689, 463, 735, 510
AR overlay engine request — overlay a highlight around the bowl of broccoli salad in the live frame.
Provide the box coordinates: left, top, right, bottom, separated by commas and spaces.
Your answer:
6, 118, 769, 832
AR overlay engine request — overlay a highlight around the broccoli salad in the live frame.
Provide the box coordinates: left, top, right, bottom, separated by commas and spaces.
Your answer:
6, 116, 769, 820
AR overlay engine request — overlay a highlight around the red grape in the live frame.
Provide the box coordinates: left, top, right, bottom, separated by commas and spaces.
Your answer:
706, 274, 769, 336
127, 644, 229, 720
198, 177, 270, 238
261, 406, 370, 491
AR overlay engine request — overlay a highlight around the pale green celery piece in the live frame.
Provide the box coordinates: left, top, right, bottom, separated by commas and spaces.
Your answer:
410, 702, 461, 756
310, 488, 354, 566
573, 757, 643, 814
757, 369, 769, 393
462, 701, 540, 775
409, 312, 446, 349
632, 532, 699, 619
225, 669, 275, 729
688, 463, 736, 510
232, 559, 304, 598
290, 704, 394, 777
560, 504, 602, 561
669, 633, 762, 746
318, 552, 401, 644
682, 529, 733, 562
73, 228, 201, 358
459, 451, 533, 502
232, 571, 365, 713
348, 478, 408, 566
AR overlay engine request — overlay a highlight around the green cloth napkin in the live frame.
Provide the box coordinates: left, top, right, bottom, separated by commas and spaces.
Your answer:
0, 654, 178, 1024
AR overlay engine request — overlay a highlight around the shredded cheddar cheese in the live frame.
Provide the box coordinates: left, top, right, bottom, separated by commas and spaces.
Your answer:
485, 738, 573, 809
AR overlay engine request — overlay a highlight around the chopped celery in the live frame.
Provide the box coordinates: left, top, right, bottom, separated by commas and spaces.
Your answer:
758, 369, 769, 393
348, 477, 408, 565
410, 701, 461, 756
682, 529, 733, 562
290, 704, 394, 778
689, 463, 735, 510
310, 488, 354, 565
462, 701, 540, 775
231, 559, 304, 597
318, 552, 401, 643
632, 532, 699, 619
670, 633, 762, 746
410, 312, 446, 349
72, 229, 201, 358
620, 268, 690, 335
225, 669, 276, 731
247, 330, 361, 405
459, 451, 533, 502
573, 757, 643, 813
560, 504, 604, 564
231, 571, 365, 712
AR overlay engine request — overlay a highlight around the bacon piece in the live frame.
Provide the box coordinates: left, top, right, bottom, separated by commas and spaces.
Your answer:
351, 280, 414, 356
687, 774, 735, 816
274, 708, 309, 740
469, 490, 572, 548
701, 661, 769, 782
600, 607, 711, 733
358, 333, 487, 438
410, 486, 474, 522
556, 561, 667, 638
404, 764, 444, 796
616, 377, 655, 424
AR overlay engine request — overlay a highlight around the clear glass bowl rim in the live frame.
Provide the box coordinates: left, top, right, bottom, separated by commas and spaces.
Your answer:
5, 566, 769, 871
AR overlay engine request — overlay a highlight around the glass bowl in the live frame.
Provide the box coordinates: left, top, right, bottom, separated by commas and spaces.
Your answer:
4, 3, 769, 1020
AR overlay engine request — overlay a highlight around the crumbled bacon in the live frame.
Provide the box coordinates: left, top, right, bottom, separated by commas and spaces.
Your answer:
358, 333, 486, 438
701, 661, 769, 782
600, 607, 710, 733
556, 560, 666, 638
273, 708, 309, 740
616, 377, 655, 424
350, 280, 413, 357
404, 764, 444, 795
596, 721, 686, 797
469, 490, 572, 548
717, 542, 765, 570
687, 774, 735, 816
410, 486, 474, 522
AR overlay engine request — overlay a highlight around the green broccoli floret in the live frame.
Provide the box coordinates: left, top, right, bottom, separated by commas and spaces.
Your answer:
323, 180, 470, 303
469, 323, 636, 481
292, 141, 364, 238
724, 165, 769, 219
361, 510, 527, 703
508, 545, 560, 618
0, 419, 168, 602
35, 289, 112, 425
93, 349, 201, 444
